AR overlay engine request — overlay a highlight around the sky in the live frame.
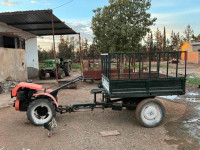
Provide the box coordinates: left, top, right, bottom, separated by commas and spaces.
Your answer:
0, 0, 200, 49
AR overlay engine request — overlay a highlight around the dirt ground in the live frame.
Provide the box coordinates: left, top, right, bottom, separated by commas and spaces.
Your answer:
0, 69, 200, 150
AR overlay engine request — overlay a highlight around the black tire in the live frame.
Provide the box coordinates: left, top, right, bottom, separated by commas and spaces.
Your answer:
64, 63, 71, 76
27, 99, 56, 126
49, 72, 55, 77
58, 68, 65, 79
135, 99, 165, 128
38, 69, 45, 80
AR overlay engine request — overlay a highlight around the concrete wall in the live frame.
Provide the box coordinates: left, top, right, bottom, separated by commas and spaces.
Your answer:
182, 42, 193, 52
0, 21, 39, 79
0, 48, 27, 82
181, 42, 200, 63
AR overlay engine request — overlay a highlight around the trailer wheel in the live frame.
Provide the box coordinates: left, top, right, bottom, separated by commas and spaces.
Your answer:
135, 99, 165, 128
58, 68, 65, 79
27, 99, 56, 126
50, 72, 55, 77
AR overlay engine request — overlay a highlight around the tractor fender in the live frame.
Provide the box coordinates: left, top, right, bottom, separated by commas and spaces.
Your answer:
12, 82, 43, 97
33, 93, 59, 107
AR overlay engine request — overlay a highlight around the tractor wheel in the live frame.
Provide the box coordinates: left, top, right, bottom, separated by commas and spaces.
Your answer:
49, 72, 55, 77
58, 68, 65, 79
38, 70, 45, 80
27, 99, 56, 126
135, 98, 165, 128
64, 63, 71, 76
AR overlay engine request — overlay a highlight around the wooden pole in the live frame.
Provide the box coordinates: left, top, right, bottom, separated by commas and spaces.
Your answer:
51, 10, 58, 83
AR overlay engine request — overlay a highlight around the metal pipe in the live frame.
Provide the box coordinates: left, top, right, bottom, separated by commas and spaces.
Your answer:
157, 53, 160, 78
118, 54, 120, 79
78, 33, 83, 75
176, 52, 179, 77
134, 54, 135, 73
51, 10, 58, 83
108, 54, 111, 80
129, 54, 131, 79
149, 53, 151, 78
139, 54, 141, 78
185, 51, 187, 78
167, 53, 169, 78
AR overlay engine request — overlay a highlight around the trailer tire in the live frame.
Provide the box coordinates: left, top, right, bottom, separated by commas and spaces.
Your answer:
50, 72, 55, 77
135, 99, 165, 128
27, 99, 56, 126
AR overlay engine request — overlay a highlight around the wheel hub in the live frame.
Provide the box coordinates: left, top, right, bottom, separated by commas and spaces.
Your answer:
143, 106, 158, 120
34, 106, 49, 119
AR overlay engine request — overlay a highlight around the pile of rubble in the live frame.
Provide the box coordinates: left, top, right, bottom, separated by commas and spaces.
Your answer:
0, 76, 19, 94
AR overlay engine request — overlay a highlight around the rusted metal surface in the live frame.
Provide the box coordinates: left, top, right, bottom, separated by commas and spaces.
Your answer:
51, 10, 58, 83
79, 33, 83, 75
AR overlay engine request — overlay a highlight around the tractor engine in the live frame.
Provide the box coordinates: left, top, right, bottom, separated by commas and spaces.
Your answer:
14, 89, 37, 111
11, 82, 43, 111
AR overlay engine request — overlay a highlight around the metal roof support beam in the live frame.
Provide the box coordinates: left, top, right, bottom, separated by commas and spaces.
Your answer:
23, 28, 71, 31
51, 10, 58, 83
36, 33, 76, 36
7, 22, 61, 26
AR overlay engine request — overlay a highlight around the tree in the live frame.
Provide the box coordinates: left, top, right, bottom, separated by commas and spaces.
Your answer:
144, 32, 153, 51
184, 24, 194, 42
58, 36, 74, 59
154, 28, 163, 51
91, 0, 156, 53
88, 44, 101, 60
82, 38, 89, 59
170, 31, 183, 51
192, 34, 200, 41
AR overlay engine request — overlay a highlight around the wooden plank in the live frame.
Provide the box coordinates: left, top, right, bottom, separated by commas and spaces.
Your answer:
99, 130, 120, 137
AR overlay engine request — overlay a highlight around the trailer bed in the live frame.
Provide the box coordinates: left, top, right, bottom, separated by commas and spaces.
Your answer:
101, 51, 187, 98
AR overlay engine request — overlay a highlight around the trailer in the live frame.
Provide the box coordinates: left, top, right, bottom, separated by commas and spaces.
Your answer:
11, 51, 187, 128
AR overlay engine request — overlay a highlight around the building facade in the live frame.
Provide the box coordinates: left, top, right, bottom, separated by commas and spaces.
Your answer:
181, 42, 200, 64
0, 21, 38, 82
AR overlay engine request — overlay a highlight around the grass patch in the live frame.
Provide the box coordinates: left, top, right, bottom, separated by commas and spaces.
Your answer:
187, 78, 200, 85
72, 64, 80, 69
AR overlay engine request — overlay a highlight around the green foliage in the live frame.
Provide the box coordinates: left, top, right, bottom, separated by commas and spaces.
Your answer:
72, 64, 80, 69
38, 46, 55, 62
58, 36, 75, 59
87, 44, 101, 59
184, 24, 194, 42
187, 78, 200, 85
91, 0, 156, 53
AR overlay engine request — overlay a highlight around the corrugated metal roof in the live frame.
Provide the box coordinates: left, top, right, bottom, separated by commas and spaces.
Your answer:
0, 9, 77, 36
191, 42, 200, 46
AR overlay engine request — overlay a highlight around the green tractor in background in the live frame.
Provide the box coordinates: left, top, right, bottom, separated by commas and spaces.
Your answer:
39, 58, 72, 80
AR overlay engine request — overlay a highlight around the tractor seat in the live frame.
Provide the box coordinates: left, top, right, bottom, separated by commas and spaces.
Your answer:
90, 89, 103, 94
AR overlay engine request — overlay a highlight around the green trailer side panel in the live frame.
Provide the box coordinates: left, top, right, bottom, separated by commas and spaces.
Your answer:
108, 78, 186, 98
